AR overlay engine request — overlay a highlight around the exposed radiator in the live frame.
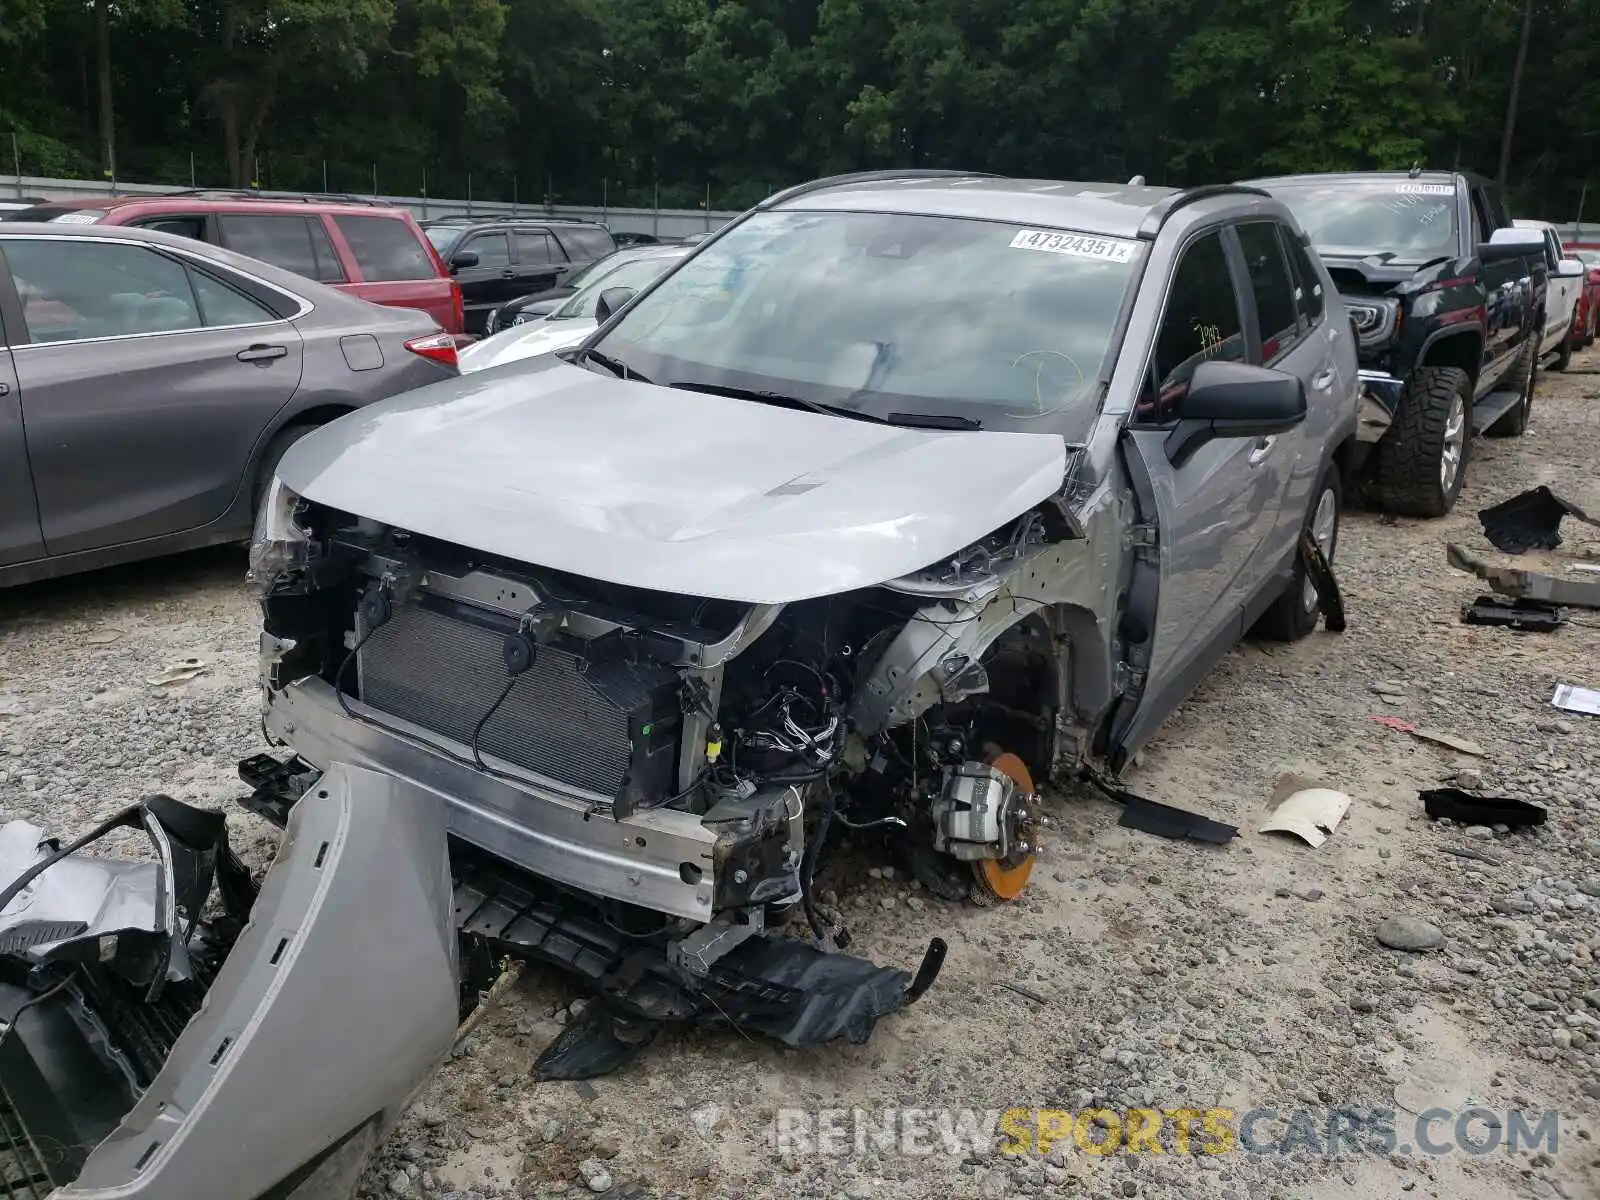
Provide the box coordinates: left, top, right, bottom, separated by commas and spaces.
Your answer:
356, 599, 681, 808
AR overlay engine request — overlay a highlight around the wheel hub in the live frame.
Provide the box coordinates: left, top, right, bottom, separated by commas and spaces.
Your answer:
970, 752, 1039, 903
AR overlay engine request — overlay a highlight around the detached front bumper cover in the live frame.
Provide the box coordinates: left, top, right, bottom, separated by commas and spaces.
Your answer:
1, 764, 458, 1199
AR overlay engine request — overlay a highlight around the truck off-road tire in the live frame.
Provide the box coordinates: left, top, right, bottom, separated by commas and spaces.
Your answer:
1486, 332, 1537, 438
1256, 461, 1341, 642
1371, 366, 1472, 517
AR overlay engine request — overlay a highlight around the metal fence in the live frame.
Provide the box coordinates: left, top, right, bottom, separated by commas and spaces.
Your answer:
4, 174, 745, 239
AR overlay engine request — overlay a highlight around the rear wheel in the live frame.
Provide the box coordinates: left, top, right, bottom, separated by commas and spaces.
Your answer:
1257, 460, 1341, 642
1372, 366, 1472, 516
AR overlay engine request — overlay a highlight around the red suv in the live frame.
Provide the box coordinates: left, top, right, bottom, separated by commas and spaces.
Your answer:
6, 191, 465, 336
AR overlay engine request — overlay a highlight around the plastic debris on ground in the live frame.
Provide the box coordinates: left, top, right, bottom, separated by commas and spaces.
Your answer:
1460, 594, 1566, 632
1477, 486, 1600, 554
1551, 684, 1600, 717
147, 657, 208, 685
1419, 787, 1548, 828
1260, 788, 1352, 848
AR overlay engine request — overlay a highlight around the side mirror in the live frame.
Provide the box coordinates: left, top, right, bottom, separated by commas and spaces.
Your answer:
449, 250, 479, 273
1479, 227, 1545, 263
594, 286, 637, 324
1555, 257, 1586, 279
1589, 268, 1600, 286
1165, 361, 1308, 467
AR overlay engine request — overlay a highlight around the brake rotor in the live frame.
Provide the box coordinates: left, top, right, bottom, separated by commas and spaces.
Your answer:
970, 751, 1037, 904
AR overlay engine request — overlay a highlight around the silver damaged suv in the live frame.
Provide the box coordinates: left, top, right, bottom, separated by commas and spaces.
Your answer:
228, 173, 1357, 1100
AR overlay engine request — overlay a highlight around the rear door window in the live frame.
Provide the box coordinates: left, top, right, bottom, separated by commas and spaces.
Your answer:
1286, 237, 1326, 326
2, 237, 202, 342
218, 214, 324, 280
334, 214, 437, 281
1235, 221, 1302, 363
515, 230, 564, 265
305, 218, 346, 282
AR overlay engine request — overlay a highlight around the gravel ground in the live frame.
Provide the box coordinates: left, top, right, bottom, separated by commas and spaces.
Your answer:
2, 352, 1599, 1200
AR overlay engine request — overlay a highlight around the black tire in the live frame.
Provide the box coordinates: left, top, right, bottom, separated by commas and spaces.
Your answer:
251, 423, 318, 518
1372, 365, 1472, 517
1256, 461, 1342, 642
1486, 333, 1537, 438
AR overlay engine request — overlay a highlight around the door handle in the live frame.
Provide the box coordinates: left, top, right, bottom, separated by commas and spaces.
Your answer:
501, 268, 516, 278
0, 382, 9, 397
1248, 436, 1276, 465
237, 344, 288, 364
1311, 366, 1338, 391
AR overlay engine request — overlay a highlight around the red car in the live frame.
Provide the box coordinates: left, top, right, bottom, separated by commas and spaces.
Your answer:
5, 191, 466, 337
1572, 248, 1600, 349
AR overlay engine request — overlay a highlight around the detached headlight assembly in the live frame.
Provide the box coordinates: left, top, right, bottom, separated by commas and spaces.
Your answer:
247, 477, 316, 596
1346, 298, 1402, 348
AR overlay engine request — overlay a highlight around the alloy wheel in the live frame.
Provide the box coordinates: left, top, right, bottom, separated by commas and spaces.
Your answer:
1439, 389, 1467, 494
1300, 486, 1339, 613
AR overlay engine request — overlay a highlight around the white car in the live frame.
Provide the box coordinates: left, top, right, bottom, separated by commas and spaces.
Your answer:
1513, 218, 1588, 370
459, 244, 690, 373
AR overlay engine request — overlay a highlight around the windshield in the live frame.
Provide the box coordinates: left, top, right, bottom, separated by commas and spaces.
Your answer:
590, 210, 1142, 427
552, 254, 683, 320
424, 225, 461, 255
1266, 180, 1458, 261
1576, 250, 1600, 267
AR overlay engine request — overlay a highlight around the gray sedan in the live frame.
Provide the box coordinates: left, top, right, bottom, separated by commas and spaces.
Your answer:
0, 222, 458, 588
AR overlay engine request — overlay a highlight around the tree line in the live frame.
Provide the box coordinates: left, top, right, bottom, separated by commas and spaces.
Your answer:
1, 0, 1596, 220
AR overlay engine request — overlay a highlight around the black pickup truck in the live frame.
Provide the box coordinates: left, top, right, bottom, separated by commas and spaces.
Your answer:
1247, 170, 1548, 516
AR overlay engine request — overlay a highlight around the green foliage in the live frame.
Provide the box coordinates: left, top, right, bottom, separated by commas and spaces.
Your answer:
0, 0, 1595, 216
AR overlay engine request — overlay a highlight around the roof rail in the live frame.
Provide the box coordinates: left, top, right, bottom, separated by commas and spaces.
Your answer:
1136, 184, 1271, 237
421, 214, 608, 227
164, 188, 392, 207
761, 169, 1003, 209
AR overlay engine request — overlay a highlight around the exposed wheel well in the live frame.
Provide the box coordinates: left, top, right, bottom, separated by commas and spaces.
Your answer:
281, 403, 356, 431
1418, 331, 1482, 387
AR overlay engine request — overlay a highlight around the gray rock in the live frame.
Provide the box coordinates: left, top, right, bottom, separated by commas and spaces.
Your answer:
389, 1173, 413, 1197
1464, 825, 1495, 841
577, 1159, 613, 1194
1376, 916, 1445, 952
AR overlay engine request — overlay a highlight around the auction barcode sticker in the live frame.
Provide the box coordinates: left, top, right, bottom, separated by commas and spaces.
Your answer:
1395, 183, 1454, 196
1010, 229, 1140, 263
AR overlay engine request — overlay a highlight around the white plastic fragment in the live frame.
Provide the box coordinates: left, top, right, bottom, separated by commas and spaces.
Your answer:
1260, 788, 1353, 848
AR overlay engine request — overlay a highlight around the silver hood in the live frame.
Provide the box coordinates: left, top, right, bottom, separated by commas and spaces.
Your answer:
275, 357, 1069, 604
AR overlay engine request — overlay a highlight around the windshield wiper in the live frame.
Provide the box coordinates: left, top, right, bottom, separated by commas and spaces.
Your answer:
565, 345, 652, 383
885, 412, 981, 430
667, 381, 981, 430
668, 380, 881, 423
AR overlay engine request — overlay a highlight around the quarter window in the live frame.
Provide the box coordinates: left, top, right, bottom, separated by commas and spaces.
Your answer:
555, 227, 616, 260
1235, 221, 1300, 362
2, 238, 202, 343
334, 214, 435, 282
1142, 231, 1244, 424
189, 268, 277, 326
